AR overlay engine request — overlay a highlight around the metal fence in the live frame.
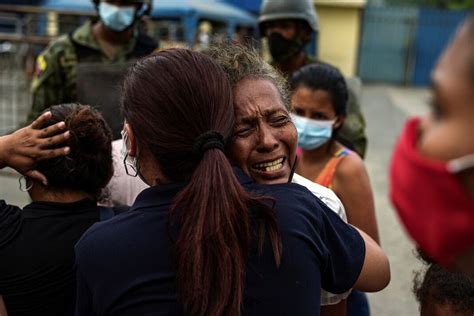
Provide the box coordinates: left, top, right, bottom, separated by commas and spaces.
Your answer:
0, 6, 90, 135
0, 43, 31, 134
358, 6, 471, 85
412, 8, 469, 85
358, 6, 418, 84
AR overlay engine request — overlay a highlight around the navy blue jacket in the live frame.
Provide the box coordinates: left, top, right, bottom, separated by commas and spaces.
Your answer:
75, 169, 365, 315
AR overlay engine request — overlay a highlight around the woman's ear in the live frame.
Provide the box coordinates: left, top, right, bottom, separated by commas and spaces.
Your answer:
334, 116, 346, 130
124, 123, 138, 158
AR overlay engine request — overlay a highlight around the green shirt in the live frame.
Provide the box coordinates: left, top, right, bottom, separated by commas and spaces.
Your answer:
29, 20, 140, 122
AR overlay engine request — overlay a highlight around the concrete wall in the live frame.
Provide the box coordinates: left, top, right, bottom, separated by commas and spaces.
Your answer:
314, 0, 366, 77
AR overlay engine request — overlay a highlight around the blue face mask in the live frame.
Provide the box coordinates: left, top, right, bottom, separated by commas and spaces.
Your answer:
291, 114, 335, 150
98, 2, 136, 32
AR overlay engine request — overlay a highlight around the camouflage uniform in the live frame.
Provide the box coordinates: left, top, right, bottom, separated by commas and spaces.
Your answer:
29, 20, 156, 122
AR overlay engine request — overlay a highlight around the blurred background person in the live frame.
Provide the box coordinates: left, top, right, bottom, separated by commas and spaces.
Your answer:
390, 15, 474, 275
258, 0, 367, 159
29, 0, 158, 139
0, 104, 113, 315
289, 62, 380, 316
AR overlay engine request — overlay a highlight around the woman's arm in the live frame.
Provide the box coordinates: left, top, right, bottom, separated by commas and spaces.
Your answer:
353, 227, 390, 292
0, 111, 70, 183
0, 296, 8, 316
320, 300, 346, 316
333, 152, 380, 244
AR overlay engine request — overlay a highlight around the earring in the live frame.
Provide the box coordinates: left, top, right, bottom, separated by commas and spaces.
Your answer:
123, 153, 139, 177
19, 175, 33, 192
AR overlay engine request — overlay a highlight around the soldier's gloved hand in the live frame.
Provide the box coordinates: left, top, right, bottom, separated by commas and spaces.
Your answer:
0, 111, 71, 184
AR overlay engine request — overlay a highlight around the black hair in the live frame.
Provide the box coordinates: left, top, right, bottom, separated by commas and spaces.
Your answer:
289, 62, 348, 117
37, 104, 113, 198
413, 250, 474, 314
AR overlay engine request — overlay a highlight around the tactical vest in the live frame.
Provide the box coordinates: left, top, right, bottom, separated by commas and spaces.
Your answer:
71, 32, 157, 140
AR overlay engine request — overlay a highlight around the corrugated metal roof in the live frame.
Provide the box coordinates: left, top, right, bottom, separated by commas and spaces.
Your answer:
152, 0, 255, 25
40, 0, 256, 26
41, 0, 94, 12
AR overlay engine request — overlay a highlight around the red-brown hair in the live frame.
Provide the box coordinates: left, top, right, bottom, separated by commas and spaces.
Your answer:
122, 49, 281, 316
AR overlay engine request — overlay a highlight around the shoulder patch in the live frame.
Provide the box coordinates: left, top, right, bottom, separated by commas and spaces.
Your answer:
35, 54, 47, 77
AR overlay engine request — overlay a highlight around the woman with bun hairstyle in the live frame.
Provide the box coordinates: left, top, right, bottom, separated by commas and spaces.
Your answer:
74, 48, 389, 315
0, 104, 113, 315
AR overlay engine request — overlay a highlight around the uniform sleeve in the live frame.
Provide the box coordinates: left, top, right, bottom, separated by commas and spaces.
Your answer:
29, 39, 72, 123
316, 199, 365, 294
29, 51, 59, 122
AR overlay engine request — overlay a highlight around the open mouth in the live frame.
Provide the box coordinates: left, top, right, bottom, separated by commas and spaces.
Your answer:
252, 157, 285, 172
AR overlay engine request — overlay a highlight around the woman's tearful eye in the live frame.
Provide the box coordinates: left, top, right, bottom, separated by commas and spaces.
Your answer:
270, 115, 290, 127
234, 126, 254, 138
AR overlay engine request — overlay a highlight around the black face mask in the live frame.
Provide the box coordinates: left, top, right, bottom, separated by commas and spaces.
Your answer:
268, 32, 304, 63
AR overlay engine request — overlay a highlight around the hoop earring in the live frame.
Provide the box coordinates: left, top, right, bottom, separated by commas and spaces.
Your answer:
19, 176, 33, 192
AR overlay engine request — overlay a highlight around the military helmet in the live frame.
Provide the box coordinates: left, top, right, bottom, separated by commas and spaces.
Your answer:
259, 0, 319, 33
91, 0, 152, 16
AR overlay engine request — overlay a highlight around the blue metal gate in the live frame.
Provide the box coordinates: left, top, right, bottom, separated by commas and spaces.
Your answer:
412, 8, 470, 85
358, 6, 418, 84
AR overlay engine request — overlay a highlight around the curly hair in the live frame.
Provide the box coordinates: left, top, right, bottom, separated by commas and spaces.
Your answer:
205, 43, 290, 110
36, 104, 113, 198
289, 62, 348, 117
413, 251, 474, 314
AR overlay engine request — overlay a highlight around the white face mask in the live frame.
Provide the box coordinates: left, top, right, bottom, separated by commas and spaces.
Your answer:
121, 128, 138, 177
98, 2, 136, 32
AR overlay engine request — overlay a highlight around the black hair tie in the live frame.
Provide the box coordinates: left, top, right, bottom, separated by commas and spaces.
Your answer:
192, 131, 225, 160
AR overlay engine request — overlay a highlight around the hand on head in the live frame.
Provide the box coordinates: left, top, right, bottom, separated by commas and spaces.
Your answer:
0, 111, 70, 185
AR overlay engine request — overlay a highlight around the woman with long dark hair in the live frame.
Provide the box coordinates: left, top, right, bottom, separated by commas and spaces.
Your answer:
74, 48, 389, 315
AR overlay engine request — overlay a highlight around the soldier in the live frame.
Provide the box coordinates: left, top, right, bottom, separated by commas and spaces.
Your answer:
29, 0, 158, 139
259, 0, 367, 158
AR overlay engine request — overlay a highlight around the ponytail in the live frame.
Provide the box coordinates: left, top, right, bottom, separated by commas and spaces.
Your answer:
172, 147, 281, 316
